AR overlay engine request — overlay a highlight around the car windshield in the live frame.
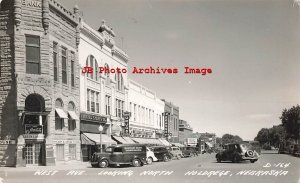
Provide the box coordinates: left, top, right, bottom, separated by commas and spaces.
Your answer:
105, 147, 113, 153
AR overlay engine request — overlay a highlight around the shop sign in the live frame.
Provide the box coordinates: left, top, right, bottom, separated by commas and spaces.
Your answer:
80, 113, 107, 123
124, 114, 130, 136
25, 124, 43, 134
0, 140, 16, 145
164, 112, 169, 137
23, 134, 44, 140
54, 140, 75, 144
22, 0, 42, 8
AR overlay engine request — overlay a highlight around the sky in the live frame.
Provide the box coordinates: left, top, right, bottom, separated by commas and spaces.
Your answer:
61, 0, 300, 140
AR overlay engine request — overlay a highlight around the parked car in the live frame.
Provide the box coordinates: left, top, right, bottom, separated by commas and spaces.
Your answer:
181, 146, 198, 157
151, 146, 173, 162
169, 146, 183, 159
91, 144, 147, 168
146, 146, 158, 164
215, 143, 259, 163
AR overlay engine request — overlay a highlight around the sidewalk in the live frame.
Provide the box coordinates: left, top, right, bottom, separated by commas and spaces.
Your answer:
0, 161, 91, 172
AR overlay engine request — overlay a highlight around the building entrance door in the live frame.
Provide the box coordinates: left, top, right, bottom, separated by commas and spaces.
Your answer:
24, 143, 43, 165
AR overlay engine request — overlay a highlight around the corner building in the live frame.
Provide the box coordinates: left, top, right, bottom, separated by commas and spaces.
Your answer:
0, 0, 81, 166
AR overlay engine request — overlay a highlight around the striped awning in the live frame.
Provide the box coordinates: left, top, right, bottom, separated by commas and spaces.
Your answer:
172, 143, 185, 147
131, 138, 162, 145
159, 139, 172, 146
112, 136, 130, 144
122, 136, 136, 144
81, 133, 116, 145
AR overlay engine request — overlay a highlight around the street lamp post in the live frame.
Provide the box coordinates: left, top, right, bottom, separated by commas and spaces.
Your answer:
98, 125, 103, 153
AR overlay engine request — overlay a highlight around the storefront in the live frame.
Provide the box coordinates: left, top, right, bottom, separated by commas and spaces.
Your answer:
80, 112, 115, 161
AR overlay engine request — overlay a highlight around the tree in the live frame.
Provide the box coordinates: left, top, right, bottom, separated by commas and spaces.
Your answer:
221, 134, 243, 144
254, 128, 270, 145
280, 105, 300, 142
255, 125, 286, 148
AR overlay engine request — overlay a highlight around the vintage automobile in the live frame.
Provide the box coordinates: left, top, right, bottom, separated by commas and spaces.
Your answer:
169, 146, 183, 159
91, 144, 147, 168
181, 146, 198, 157
151, 146, 173, 162
146, 146, 158, 164
215, 143, 259, 163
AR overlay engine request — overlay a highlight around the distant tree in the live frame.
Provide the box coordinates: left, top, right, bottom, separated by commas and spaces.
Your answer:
255, 125, 286, 148
221, 134, 243, 144
280, 105, 300, 141
254, 128, 269, 145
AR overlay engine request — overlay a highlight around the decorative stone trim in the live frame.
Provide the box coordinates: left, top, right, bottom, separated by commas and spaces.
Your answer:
14, 0, 22, 30
42, 0, 50, 33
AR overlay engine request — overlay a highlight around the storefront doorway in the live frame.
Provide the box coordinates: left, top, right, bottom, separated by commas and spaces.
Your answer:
24, 143, 44, 165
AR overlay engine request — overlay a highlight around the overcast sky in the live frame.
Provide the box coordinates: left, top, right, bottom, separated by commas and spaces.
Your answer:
62, 0, 300, 140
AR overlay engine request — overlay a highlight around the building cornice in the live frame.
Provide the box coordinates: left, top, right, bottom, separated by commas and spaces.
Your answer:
81, 21, 104, 48
49, 0, 79, 26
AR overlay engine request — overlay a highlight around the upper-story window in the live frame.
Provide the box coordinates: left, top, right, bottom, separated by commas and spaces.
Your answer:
53, 42, 58, 81
26, 35, 40, 74
104, 63, 110, 86
86, 55, 98, 81
115, 73, 124, 91
71, 52, 75, 87
61, 47, 68, 84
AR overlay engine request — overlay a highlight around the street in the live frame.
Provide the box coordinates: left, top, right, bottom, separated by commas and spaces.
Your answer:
0, 151, 299, 183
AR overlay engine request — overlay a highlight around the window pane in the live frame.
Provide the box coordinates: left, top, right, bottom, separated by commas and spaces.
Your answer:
26, 47, 40, 62
26, 63, 39, 74
26, 36, 39, 45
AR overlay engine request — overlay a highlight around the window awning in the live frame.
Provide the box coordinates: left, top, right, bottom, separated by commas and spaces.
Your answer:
68, 111, 79, 120
55, 108, 68, 119
122, 136, 136, 144
172, 143, 184, 147
205, 142, 213, 148
81, 133, 117, 145
131, 138, 162, 145
158, 139, 171, 146
112, 136, 130, 144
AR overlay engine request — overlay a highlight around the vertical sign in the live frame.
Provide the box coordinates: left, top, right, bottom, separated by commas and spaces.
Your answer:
164, 112, 170, 138
123, 111, 131, 136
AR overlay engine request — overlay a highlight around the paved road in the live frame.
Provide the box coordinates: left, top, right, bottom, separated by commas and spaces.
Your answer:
0, 152, 299, 183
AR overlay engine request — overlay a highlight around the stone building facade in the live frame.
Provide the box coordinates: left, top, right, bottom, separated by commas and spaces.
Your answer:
0, 0, 81, 166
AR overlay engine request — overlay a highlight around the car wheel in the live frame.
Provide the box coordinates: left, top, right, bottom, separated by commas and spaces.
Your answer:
146, 157, 153, 165
99, 159, 108, 168
132, 159, 141, 167
232, 155, 240, 163
177, 155, 181, 160
163, 155, 169, 162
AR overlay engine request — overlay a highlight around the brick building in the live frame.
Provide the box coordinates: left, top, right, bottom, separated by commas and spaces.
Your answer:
178, 119, 193, 144
0, 0, 81, 166
162, 100, 179, 143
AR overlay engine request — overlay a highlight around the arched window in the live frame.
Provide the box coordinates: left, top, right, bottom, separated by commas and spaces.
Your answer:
55, 98, 66, 131
24, 94, 45, 125
68, 101, 76, 131
104, 63, 110, 85
86, 55, 98, 81
115, 73, 124, 91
